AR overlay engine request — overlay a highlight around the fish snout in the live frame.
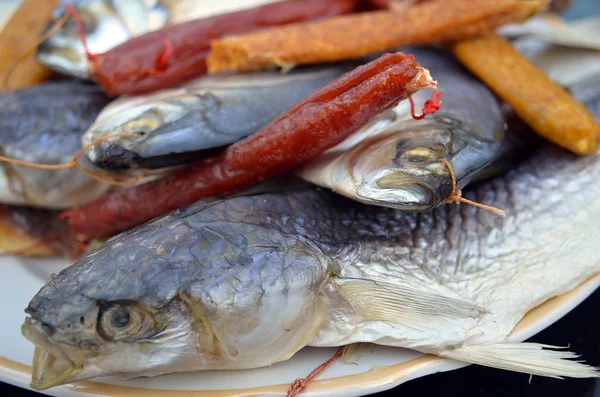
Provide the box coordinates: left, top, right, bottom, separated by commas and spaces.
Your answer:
36, 35, 89, 80
21, 317, 80, 390
88, 143, 143, 172
22, 316, 53, 338
357, 171, 438, 211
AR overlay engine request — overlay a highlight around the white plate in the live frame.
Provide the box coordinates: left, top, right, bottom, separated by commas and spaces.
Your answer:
1, 0, 600, 396
1, 254, 598, 397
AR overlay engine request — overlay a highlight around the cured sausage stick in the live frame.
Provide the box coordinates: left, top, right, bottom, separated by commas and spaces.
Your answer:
64, 52, 437, 239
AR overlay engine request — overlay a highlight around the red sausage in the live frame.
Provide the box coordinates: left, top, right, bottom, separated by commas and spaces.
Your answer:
65, 52, 435, 238
88, 0, 360, 95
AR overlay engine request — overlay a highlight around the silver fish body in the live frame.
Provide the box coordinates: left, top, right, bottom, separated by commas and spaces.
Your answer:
37, 0, 172, 79
298, 47, 506, 211
22, 140, 600, 388
82, 64, 356, 171
0, 81, 112, 208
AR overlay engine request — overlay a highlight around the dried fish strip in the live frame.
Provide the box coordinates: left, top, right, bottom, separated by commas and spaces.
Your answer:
207, 0, 549, 73
451, 33, 600, 155
0, 0, 57, 92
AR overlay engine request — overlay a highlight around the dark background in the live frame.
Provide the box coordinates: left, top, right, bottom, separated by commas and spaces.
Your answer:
2, 0, 599, 396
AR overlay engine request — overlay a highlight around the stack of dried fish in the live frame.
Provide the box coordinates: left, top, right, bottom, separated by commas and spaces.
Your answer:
0, 0, 598, 393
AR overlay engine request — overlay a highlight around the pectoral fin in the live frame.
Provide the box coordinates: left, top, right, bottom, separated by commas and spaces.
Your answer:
333, 278, 485, 325
333, 278, 599, 378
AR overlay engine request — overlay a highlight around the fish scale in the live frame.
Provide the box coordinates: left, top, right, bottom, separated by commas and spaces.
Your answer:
311, 148, 600, 354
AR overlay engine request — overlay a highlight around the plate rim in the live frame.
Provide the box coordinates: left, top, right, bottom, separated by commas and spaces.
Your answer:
2, 273, 598, 397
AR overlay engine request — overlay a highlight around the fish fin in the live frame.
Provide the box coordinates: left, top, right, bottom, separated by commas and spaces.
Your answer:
334, 278, 485, 324
442, 343, 600, 378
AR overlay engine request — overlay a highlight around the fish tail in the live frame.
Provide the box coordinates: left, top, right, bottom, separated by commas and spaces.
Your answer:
441, 343, 600, 379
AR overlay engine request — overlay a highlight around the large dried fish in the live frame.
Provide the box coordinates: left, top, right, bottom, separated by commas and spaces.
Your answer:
22, 140, 600, 389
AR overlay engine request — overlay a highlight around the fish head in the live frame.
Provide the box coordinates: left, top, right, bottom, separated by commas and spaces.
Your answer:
348, 122, 455, 211
83, 97, 199, 171
22, 290, 199, 390
37, 0, 170, 79
22, 195, 329, 388
21, 245, 203, 389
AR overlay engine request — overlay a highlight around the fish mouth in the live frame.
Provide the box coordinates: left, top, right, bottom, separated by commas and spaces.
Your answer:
356, 172, 438, 211
31, 346, 77, 390
88, 143, 144, 172
22, 318, 80, 390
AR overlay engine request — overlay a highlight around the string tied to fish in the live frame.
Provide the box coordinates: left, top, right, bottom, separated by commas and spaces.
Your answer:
0, 132, 147, 187
406, 90, 503, 216
63, 4, 174, 78
286, 346, 346, 397
63, 4, 97, 62
439, 158, 506, 217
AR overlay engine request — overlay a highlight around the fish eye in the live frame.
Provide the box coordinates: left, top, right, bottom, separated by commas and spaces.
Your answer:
110, 308, 130, 329
123, 120, 155, 136
121, 108, 165, 136
97, 303, 154, 342
400, 147, 439, 165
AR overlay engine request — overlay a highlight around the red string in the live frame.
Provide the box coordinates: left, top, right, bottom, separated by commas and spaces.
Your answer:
286, 347, 344, 397
59, 208, 74, 220
76, 236, 88, 252
149, 39, 174, 77
409, 91, 443, 120
64, 4, 97, 61
157, 39, 173, 70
